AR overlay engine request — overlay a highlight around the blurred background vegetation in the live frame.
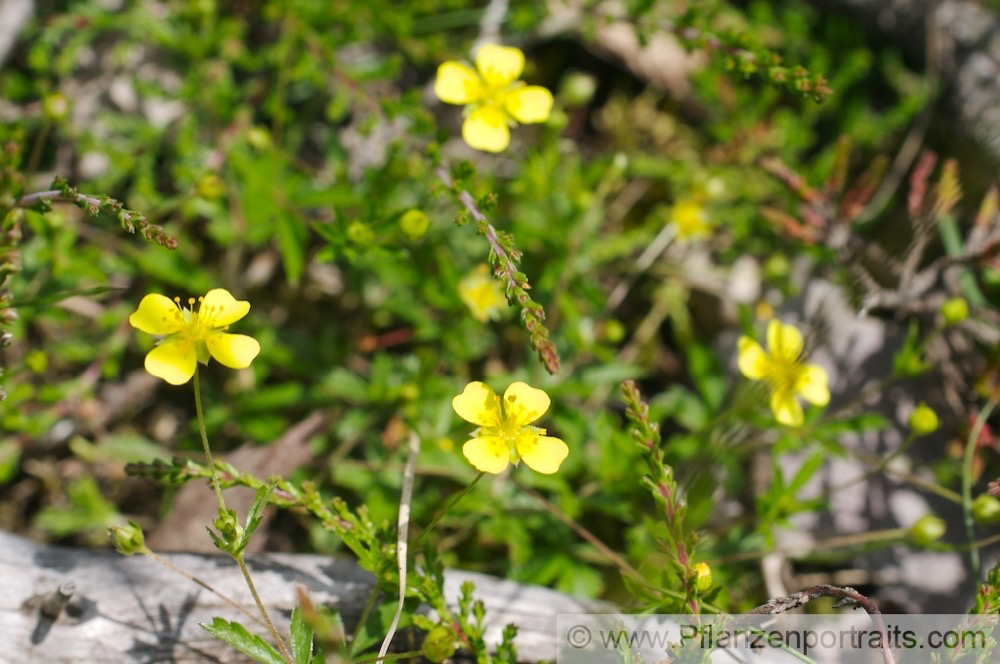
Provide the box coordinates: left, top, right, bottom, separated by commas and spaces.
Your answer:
2, 0, 1000, 650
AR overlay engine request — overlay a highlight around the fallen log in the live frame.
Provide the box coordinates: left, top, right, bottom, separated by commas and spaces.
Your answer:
0, 530, 609, 663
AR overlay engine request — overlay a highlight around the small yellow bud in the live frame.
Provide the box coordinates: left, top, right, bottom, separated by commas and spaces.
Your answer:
603, 319, 626, 344
109, 521, 146, 555
909, 514, 946, 547
245, 127, 272, 150
196, 173, 226, 201
694, 562, 713, 592
399, 209, 430, 240
909, 402, 939, 436
941, 297, 969, 325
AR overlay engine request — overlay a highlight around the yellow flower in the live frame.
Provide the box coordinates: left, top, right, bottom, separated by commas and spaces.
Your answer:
693, 562, 713, 592
737, 320, 829, 427
434, 43, 553, 153
670, 198, 712, 242
129, 288, 260, 385
452, 381, 568, 474
458, 264, 508, 322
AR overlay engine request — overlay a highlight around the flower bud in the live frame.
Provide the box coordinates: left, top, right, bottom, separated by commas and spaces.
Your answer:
399, 209, 430, 240
422, 625, 458, 663
908, 402, 939, 436
973, 494, 1000, 524
560, 72, 597, 107
109, 521, 146, 555
694, 562, 713, 592
347, 220, 375, 245
196, 173, 226, 201
909, 514, 946, 547
245, 127, 272, 150
941, 297, 969, 325
42, 92, 70, 121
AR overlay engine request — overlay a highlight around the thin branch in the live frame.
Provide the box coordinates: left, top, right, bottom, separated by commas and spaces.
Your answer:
15, 180, 178, 249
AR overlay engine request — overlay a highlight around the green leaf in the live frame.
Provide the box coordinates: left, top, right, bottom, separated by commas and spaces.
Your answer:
238, 481, 276, 556
788, 450, 824, 494
277, 212, 308, 285
290, 607, 314, 664
201, 617, 285, 664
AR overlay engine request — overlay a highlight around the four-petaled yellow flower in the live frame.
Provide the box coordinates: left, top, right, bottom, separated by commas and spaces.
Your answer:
129, 288, 261, 385
737, 320, 830, 427
452, 381, 568, 474
458, 264, 508, 322
434, 43, 553, 153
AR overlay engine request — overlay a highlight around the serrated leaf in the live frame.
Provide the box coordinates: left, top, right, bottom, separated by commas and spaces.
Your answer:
201, 617, 286, 664
238, 482, 276, 556
290, 607, 314, 664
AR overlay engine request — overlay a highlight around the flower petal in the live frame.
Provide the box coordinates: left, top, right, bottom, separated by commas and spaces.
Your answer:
770, 389, 804, 427
206, 332, 260, 369
462, 106, 510, 153
737, 337, 769, 380
463, 435, 510, 474
201, 288, 251, 328
517, 434, 568, 474
474, 44, 524, 87
767, 320, 803, 362
434, 61, 483, 105
452, 381, 502, 427
145, 339, 197, 385
503, 381, 550, 427
503, 85, 552, 124
129, 294, 184, 335
796, 363, 830, 405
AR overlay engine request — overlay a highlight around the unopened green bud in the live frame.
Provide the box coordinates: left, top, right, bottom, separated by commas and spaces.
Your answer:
42, 92, 70, 121
109, 520, 146, 555
245, 127, 272, 150
214, 508, 241, 542
347, 220, 375, 245
909, 514, 946, 547
560, 72, 597, 107
941, 297, 969, 325
909, 402, 939, 436
399, 209, 430, 240
196, 173, 226, 201
603, 319, 626, 344
973, 495, 1000, 524
421, 625, 457, 663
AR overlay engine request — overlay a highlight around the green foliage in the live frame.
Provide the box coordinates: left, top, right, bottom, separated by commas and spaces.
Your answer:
201, 617, 287, 664
3, 0, 1000, 661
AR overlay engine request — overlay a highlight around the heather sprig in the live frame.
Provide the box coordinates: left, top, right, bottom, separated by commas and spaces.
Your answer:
435, 163, 560, 374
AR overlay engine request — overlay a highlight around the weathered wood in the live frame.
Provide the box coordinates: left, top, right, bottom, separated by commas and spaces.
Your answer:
0, 530, 609, 663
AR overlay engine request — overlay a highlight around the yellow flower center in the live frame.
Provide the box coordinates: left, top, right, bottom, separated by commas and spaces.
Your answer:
485, 393, 545, 462
763, 353, 805, 396
476, 80, 519, 113
163, 297, 227, 339
161, 297, 234, 364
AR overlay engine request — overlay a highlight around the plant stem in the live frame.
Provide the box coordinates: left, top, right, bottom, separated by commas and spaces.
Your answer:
236, 554, 293, 664
962, 396, 998, 581
140, 546, 265, 628
416, 471, 483, 547
193, 367, 227, 512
